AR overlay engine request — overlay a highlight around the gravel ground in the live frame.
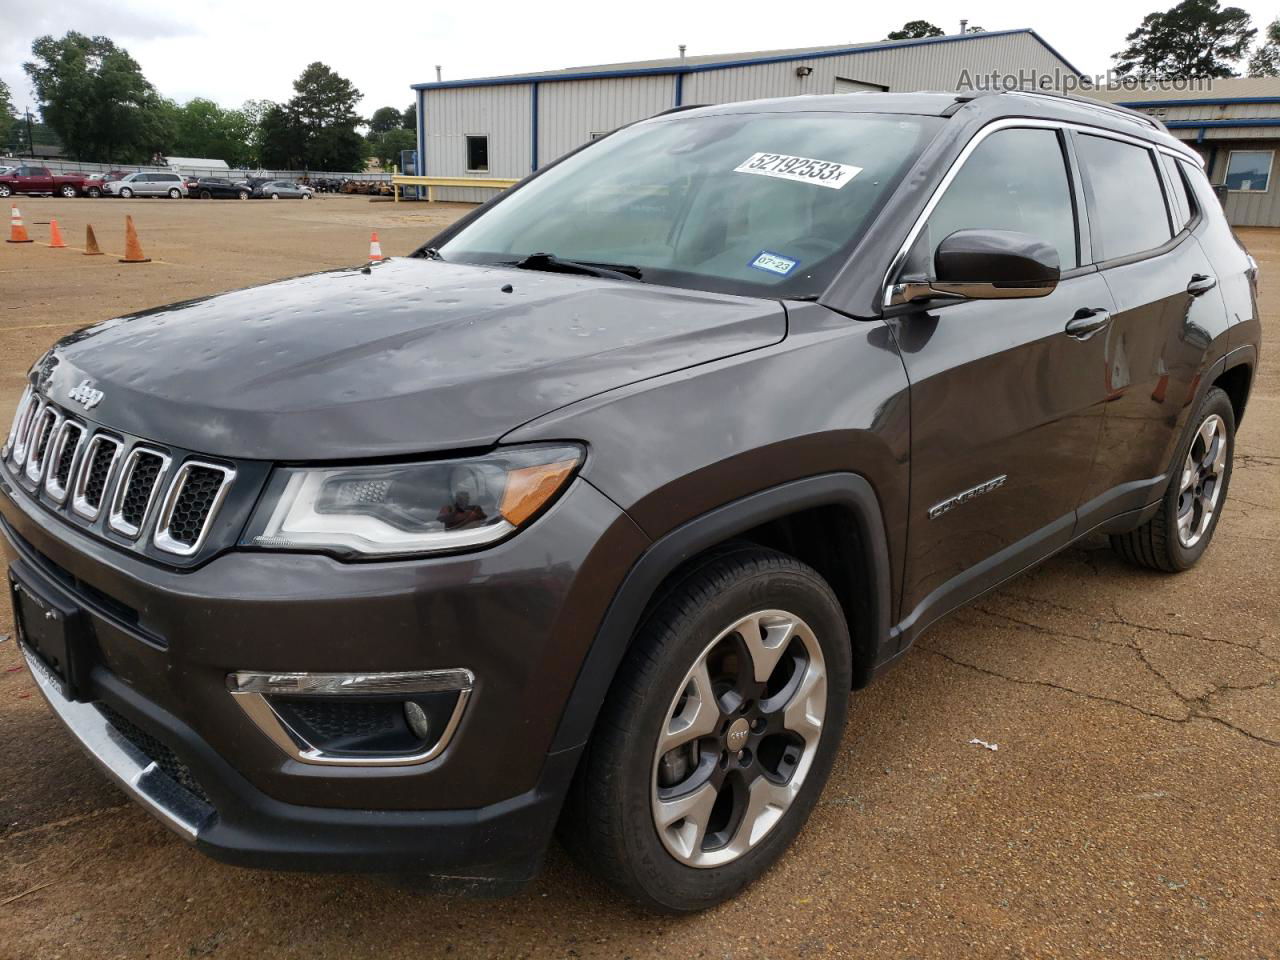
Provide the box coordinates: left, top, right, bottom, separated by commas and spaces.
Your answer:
0, 196, 1276, 959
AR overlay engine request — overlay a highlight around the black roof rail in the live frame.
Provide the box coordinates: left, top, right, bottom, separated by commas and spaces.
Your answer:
950, 88, 1162, 130
654, 104, 710, 116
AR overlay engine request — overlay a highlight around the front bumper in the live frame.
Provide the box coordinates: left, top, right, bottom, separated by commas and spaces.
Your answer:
1, 472, 648, 876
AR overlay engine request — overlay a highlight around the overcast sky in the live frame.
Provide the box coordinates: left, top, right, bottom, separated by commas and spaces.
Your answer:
3, 0, 1278, 119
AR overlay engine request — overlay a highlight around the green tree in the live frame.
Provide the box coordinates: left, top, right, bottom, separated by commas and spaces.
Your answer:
284, 62, 366, 170
0, 80, 14, 152
1249, 17, 1280, 75
23, 32, 171, 162
368, 105, 402, 135
887, 20, 944, 40
402, 102, 416, 130
369, 127, 416, 168
171, 98, 254, 165
1112, 0, 1255, 79
258, 102, 305, 168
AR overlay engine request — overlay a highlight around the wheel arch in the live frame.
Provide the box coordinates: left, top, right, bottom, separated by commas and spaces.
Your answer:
1213, 346, 1255, 427
549, 473, 893, 753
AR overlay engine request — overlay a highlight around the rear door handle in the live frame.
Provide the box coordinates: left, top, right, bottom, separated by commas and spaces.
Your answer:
1187, 273, 1217, 297
1065, 307, 1112, 340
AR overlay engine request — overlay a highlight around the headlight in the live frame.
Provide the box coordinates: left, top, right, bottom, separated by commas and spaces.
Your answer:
241, 444, 583, 558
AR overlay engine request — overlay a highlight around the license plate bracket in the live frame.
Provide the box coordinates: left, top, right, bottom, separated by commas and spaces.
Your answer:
9, 564, 91, 701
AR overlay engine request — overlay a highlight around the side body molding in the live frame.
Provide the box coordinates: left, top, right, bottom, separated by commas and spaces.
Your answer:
550, 473, 892, 753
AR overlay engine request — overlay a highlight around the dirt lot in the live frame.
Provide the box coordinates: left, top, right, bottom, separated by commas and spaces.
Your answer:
0, 196, 1276, 959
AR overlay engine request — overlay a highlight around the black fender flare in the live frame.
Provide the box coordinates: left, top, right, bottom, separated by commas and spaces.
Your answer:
549, 472, 893, 752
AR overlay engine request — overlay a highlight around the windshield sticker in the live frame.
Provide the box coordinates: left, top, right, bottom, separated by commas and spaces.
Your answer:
749, 250, 799, 276
734, 153, 862, 189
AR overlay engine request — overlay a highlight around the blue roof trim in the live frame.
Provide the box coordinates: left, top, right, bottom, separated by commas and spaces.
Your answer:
412, 28, 1082, 90
1165, 118, 1280, 129
1119, 96, 1280, 108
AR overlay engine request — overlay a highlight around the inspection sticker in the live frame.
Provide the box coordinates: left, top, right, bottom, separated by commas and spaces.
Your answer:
749, 250, 799, 276
734, 152, 862, 189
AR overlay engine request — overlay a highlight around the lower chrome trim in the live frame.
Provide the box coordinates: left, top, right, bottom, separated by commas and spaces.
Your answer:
20, 643, 214, 841
227, 668, 474, 767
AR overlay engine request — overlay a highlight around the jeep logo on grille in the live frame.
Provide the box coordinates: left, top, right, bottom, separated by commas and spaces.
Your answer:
68, 379, 104, 410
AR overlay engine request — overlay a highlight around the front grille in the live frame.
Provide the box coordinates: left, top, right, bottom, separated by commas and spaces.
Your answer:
97, 703, 213, 806
3, 391, 242, 564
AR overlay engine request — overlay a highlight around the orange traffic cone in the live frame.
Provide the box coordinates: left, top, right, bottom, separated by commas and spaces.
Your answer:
119, 215, 150, 264
83, 224, 103, 256
48, 218, 67, 249
7, 206, 32, 244
368, 232, 384, 262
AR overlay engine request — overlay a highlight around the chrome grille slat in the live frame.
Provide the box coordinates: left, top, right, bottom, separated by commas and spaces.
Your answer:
44, 420, 86, 503
11, 396, 45, 468
154, 461, 236, 557
25, 407, 63, 484
108, 447, 171, 538
71, 434, 123, 520
3, 385, 34, 460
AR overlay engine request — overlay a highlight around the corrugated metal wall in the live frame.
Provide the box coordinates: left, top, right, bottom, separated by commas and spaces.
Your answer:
418, 32, 1077, 202
1197, 138, 1280, 227
422, 83, 532, 201
538, 75, 676, 163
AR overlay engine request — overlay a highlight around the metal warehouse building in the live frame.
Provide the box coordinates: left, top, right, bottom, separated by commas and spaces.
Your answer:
410, 29, 1080, 202
1091, 78, 1280, 227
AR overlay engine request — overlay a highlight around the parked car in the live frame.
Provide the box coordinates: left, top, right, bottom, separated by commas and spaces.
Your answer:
0, 165, 102, 198
190, 178, 252, 200
102, 171, 188, 199
0, 91, 1260, 912
256, 179, 313, 199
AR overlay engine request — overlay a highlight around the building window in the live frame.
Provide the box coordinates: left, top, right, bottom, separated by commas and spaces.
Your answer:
1224, 150, 1273, 192
466, 135, 489, 173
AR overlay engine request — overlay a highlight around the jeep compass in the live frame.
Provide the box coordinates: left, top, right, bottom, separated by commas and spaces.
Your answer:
0, 90, 1260, 911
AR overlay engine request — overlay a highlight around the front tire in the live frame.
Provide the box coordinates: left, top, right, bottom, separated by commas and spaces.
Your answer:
561, 546, 851, 912
1111, 386, 1235, 572
0, 184, 11, 198
119, 187, 134, 198
168, 188, 181, 199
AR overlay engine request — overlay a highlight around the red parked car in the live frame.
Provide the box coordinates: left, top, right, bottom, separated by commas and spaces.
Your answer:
0, 165, 102, 199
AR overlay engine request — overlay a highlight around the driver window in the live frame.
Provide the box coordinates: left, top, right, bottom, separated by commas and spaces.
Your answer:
917, 127, 1078, 276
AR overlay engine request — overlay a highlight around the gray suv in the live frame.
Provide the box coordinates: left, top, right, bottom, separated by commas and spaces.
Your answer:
0, 90, 1260, 911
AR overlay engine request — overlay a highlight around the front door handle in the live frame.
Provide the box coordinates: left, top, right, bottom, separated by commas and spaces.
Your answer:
1187, 273, 1217, 297
1065, 307, 1112, 340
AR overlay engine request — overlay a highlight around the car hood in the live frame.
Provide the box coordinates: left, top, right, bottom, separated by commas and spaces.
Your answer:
35, 258, 787, 460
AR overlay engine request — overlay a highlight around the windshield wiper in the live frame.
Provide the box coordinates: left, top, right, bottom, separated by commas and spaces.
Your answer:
511, 252, 642, 282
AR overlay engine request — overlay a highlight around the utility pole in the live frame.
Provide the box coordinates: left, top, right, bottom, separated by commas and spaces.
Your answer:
25, 108, 34, 158
435, 65, 442, 82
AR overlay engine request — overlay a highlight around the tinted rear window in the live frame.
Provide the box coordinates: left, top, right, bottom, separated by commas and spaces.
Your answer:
1159, 153, 1193, 231
1077, 134, 1172, 261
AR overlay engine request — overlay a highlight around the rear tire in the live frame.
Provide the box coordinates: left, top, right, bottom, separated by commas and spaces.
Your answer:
0, 184, 11, 198
1110, 386, 1235, 572
199, 189, 212, 200
87, 186, 101, 198
238, 190, 249, 200
59, 184, 77, 198
560, 546, 851, 912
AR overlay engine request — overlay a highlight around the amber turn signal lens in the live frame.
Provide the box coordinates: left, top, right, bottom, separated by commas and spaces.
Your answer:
499, 459, 578, 526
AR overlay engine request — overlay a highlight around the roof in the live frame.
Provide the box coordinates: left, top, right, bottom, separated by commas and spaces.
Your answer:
414, 29, 1082, 90
1086, 77, 1280, 107
163, 156, 230, 168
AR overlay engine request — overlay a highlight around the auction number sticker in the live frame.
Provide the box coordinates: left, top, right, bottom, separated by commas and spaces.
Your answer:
749, 250, 799, 276
734, 152, 862, 189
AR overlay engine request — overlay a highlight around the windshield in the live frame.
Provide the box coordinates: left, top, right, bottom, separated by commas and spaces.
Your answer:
438, 111, 941, 299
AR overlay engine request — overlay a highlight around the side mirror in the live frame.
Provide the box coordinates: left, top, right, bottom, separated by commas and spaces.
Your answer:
891, 229, 1060, 305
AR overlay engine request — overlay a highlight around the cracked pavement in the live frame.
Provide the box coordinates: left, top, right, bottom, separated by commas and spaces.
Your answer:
0, 201, 1276, 959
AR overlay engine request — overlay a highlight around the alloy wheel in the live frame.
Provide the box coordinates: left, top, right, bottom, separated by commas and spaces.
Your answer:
1177, 413, 1227, 548
651, 609, 827, 868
